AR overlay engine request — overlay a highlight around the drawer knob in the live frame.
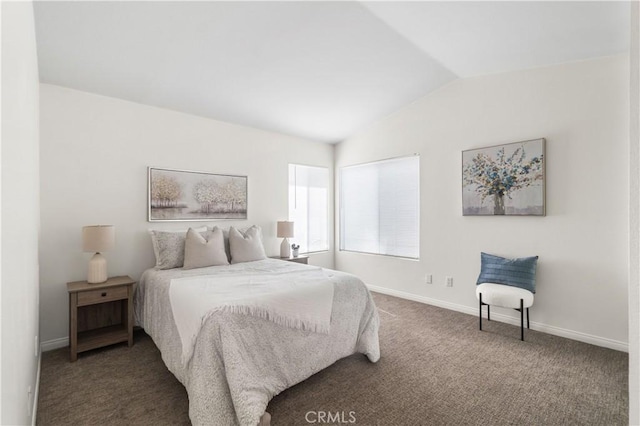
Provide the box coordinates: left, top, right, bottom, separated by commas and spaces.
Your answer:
101, 292, 107, 297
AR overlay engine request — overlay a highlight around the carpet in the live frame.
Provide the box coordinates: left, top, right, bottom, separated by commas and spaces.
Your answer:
37, 292, 628, 425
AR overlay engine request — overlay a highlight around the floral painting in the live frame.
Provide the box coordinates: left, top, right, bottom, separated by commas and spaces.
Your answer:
462, 139, 545, 216
148, 167, 247, 221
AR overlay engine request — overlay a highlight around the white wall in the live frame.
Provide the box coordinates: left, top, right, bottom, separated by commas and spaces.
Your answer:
629, 2, 639, 421
39, 84, 334, 346
1, 1, 41, 424
335, 56, 629, 350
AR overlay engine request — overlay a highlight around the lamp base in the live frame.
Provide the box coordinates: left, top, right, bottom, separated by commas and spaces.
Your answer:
88, 252, 108, 284
280, 238, 291, 258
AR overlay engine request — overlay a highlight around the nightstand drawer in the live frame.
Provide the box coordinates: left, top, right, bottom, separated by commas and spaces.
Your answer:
77, 286, 128, 306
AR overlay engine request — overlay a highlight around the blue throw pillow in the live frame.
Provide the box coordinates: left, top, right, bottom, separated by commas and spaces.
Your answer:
476, 252, 538, 293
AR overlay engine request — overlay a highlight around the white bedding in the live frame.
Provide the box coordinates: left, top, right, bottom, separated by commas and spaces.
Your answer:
170, 267, 335, 365
134, 259, 380, 426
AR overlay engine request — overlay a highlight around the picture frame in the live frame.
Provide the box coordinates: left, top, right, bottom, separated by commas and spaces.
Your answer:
462, 138, 545, 216
148, 167, 248, 222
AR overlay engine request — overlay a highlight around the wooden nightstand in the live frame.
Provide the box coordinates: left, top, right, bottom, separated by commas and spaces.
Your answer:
269, 255, 309, 265
67, 276, 135, 362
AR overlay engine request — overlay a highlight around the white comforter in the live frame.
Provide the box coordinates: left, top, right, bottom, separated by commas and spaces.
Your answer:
170, 267, 335, 365
135, 259, 380, 426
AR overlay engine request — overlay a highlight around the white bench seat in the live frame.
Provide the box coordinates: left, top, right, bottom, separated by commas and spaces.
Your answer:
476, 282, 534, 341
476, 283, 534, 309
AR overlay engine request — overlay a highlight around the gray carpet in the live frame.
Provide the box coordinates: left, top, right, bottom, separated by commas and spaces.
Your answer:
37, 293, 628, 425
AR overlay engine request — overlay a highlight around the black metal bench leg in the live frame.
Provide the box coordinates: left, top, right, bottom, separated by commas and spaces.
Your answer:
479, 293, 483, 331
527, 307, 530, 329
487, 305, 490, 321
520, 299, 524, 341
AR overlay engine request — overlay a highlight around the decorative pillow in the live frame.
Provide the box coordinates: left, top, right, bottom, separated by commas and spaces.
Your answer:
209, 226, 231, 262
149, 227, 207, 270
228, 225, 267, 264
183, 227, 229, 269
476, 252, 539, 293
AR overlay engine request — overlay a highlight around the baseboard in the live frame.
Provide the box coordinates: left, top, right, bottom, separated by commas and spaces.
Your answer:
41, 336, 68, 352
367, 284, 629, 353
32, 350, 41, 426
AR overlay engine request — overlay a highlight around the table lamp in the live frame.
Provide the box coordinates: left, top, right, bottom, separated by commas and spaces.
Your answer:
277, 221, 294, 258
82, 225, 115, 283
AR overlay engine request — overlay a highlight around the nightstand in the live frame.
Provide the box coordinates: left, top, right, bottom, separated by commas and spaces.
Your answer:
269, 255, 309, 265
67, 276, 135, 362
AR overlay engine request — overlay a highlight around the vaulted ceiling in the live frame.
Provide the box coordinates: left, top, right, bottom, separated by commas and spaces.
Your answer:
34, 1, 630, 143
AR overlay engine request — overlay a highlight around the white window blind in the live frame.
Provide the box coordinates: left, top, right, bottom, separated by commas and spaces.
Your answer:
288, 164, 329, 253
340, 155, 419, 259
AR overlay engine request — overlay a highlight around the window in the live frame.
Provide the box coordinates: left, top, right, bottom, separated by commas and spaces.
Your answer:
340, 155, 420, 259
289, 164, 329, 253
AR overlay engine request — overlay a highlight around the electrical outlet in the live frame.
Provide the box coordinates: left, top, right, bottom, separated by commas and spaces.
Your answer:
425, 274, 432, 284
446, 276, 453, 287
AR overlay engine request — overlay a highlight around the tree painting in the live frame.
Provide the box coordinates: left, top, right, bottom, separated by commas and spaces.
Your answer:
148, 168, 248, 221
192, 178, 247, 214
150, 175, 183, 208
193, 179, 221, 213
462, 139, 545, 216
222, 180, 247, 212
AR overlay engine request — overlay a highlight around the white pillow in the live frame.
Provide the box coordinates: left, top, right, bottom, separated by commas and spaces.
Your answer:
149, 226, 207, 270
228, 225, 267, 264
183, 227, 229, 269
209, 226, 231, 263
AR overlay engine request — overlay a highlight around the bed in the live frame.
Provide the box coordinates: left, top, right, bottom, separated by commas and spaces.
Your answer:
134, 258, 380, 426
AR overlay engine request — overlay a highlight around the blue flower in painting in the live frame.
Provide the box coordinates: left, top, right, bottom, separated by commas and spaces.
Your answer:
462, 146, 544, 203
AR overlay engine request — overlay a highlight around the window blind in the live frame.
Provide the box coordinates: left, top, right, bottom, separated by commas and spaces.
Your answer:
340, 155, 419, 259
288, 164, 329, 253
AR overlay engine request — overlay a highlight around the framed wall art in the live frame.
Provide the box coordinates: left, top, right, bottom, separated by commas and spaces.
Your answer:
462, 138, 545, 216
148, 167, 247, 222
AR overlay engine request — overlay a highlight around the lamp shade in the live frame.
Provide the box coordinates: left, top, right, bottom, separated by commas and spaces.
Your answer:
276, 221, 294, 238
82, 225, 115, 253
